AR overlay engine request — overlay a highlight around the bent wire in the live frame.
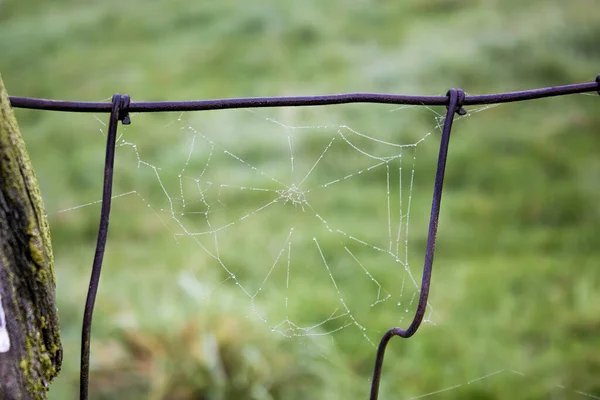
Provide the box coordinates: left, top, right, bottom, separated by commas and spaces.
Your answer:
79, 94, 129, 400
369, 88, 465, 400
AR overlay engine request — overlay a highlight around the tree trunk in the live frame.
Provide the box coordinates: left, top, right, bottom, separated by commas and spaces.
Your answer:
0, 73, 62, 399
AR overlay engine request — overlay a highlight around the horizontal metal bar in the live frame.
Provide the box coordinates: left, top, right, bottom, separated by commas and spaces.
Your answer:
8, 97, 112, 112
463, 81, 599, 105
8, 79, 599, 113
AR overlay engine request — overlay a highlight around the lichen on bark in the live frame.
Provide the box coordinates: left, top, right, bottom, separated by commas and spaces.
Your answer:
0, 73, 62, 399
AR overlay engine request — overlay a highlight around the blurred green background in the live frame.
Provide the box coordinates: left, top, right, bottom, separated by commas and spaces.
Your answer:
1, 0, 600, 399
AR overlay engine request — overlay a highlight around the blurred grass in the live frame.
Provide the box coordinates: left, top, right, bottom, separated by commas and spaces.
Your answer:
1, 0, 600, 399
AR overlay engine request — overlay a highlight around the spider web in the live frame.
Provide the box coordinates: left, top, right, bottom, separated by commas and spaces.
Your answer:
56, 101, 599, 399
104, 105, 436, 344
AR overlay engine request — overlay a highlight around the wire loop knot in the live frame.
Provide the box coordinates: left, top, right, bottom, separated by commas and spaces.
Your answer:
447, 88, 467, 115
118, 94, 131, 125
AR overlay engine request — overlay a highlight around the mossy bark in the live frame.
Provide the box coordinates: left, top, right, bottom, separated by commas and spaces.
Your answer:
0, 73, 62, 399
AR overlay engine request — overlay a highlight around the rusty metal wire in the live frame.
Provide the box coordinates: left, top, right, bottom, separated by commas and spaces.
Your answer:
78, 94, 122, 400
8, 76, 600, 400
9, 79, 600, 113
369, 88, 465, 400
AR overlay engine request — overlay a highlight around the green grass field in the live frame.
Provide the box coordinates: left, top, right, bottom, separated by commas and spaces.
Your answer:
1, 0, 600, 399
